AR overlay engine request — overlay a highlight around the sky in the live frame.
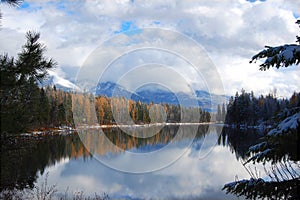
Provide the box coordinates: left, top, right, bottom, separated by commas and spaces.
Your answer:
0, 0, 299, 97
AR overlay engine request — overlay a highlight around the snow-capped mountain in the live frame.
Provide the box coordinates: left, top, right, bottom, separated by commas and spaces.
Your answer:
41, 70, 80, 91
41, 68, 227, 111
95, 82, 228, 111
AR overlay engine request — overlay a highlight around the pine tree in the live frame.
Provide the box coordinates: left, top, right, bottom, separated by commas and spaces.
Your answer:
64, 92, 73, 126
216, 104, 221, 122
1, 32, 56, 133
39, 88, 50, 127
15, 32, 56, 85
0, 0, 23, 22
223, 20, 300, 200
221, 103, 226, 123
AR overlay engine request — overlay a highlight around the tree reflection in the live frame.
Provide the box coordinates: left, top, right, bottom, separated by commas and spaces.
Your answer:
2, 125, 264, 192
218, 127, 264, 160
1, 133, 91, 191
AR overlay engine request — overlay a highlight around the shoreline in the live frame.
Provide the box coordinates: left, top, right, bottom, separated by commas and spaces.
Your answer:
1, 122, 273, 137
18, 122, 214, 136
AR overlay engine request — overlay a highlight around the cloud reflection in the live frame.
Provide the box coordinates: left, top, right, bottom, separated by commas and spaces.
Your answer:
37, 128, 249, 200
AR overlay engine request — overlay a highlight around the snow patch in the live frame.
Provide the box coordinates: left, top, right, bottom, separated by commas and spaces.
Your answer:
268, 113, 300, 136
48, 70, 80, 91
248, 141, 267, 152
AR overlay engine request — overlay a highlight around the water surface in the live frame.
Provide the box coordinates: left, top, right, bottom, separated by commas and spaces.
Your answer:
1, 125, 262, 199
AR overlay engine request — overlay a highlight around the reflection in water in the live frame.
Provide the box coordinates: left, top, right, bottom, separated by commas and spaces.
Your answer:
0, 133, 91, 191
78, 125, 210, 173
218, 128, 263, 160
1, 126, 263, 199
78, 125, 209, 155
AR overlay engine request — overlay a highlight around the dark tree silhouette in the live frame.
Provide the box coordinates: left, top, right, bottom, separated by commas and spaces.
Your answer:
15, 31, 56, 84
223, 20, 300, 200
1, 32, 56, 133
1, 0, 22, 6
0, 0, 23, 21
250, 20, 300, 71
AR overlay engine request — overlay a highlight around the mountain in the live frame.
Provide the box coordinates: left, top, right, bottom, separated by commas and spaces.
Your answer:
95, 82, 148, 102
95, 82, 228, 111
96, 82, 132, 97
135, 89, 179, 104
41, 68, 227, 111
41, 70, 80, 91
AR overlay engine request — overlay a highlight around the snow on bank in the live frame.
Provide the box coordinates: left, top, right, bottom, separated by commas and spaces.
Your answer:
268, 113, 300, 136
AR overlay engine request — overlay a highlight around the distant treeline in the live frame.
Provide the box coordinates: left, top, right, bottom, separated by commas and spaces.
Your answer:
1, 85, 211, 134
219, 89, 300, 126
67, 87, 211, 126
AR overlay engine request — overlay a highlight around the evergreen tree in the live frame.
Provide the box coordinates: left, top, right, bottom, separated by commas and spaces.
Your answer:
58, 103, 66, 126
1, 32, 56, 133
250, 20, 300, 70
0, 0, 22, 6
15, 32, 56, 85
225, 90, 285, 126
39, 88, 50, 127
64, 92, 73, 126
25, 78, 40, 129
216, 104, 221, 122
0, 0, 23, 22
49, 88, 58, 126
223, 20, 300, 200
221, 103, 226, 122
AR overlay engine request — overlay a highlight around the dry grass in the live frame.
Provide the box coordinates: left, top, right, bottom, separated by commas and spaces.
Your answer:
0, 173, 110, 200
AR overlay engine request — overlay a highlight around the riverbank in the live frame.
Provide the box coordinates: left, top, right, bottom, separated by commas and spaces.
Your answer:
223, 123, 273, 130
2, 122, 213, 137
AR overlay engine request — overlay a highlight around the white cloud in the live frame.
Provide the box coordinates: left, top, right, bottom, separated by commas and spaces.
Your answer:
0, 0, 299, 97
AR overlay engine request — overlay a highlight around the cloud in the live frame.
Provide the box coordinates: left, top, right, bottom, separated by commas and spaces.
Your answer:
0, 0, 299, 97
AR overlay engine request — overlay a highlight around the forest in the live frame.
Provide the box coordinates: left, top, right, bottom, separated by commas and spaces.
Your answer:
215, 90, 300, 127
0, 1, 299, 199
1, 83, 211, 134
0, 31, 211, 134
0, 33, 211, 135
222, 20, 300, 200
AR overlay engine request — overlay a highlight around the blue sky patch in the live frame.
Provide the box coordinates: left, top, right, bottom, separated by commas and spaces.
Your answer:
46, 1, 74, 15
121, 21, 133, 32
18, 1, 42, 12
114, 21, 142, 36
18, 1, 74, 15
56, 1, 66, 10
19, 1, 30, 9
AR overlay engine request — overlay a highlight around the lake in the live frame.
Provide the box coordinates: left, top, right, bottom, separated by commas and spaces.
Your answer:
1, 125, 263, 199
